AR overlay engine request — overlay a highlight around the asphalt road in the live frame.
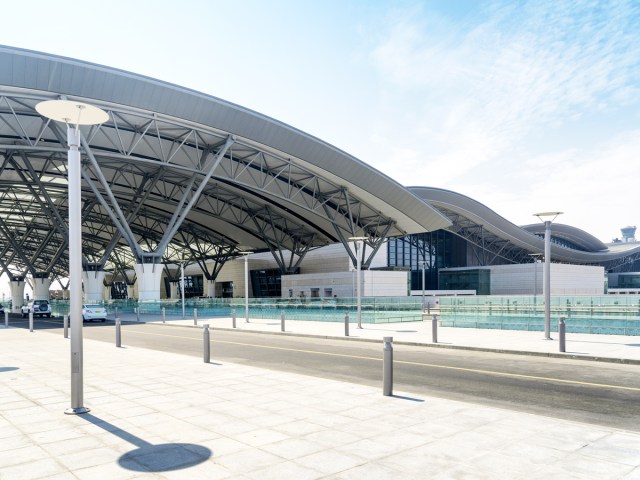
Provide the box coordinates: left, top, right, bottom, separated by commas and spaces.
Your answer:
9, 316, 640, 431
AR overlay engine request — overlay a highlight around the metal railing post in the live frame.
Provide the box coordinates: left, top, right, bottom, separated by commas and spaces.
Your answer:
281, 311, 285, 332
194, 308, 198, 326
344, 313, 349, 337
203, 324, 210, 363
432, 314, 438, 343
559, 316, 566, 353
383, 337, 393, 396
162, 307, 166, 323
136, 307, 140, 322
115, 306, 118, 322
4, 310, 8, 328
232, 309, 236, 328
29, 311, 34, 332
63, 315, 69, 338
116, 318, 122, 348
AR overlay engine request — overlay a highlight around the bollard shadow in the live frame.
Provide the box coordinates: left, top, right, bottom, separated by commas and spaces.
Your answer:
0, 367, 19, 373
205, 362, 223, 366
390, 394, 424, 402
80, 413, 211, 472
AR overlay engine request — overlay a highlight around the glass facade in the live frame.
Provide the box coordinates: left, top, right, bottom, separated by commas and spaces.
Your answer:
163, 275, 204, 298
250, 268, 299, 297
439, 269, 491, 295
387, 230, 468, 290
619, 274, 640, 288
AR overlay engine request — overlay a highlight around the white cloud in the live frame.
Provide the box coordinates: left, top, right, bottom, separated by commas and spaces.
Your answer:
360, 0, 640, 240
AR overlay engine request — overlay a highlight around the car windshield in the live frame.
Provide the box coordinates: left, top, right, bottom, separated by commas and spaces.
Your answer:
36, 300, 49, 305
83, 305, 102, 309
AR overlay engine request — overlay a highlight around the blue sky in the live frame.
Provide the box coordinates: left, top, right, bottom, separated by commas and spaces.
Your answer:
1, 0, 638, 245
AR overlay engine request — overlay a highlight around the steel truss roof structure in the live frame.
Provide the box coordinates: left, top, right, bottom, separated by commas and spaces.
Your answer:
411, 187, 640, 273
0, 46, 451, 287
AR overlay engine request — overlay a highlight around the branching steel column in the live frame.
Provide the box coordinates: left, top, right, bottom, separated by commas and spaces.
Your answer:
80, 136, 143, 259
0, 217, 37, 275
81, 171, 142, 259
155, 135, 235, 255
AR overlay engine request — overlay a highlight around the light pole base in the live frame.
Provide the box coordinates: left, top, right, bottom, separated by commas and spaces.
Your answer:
64, 406, 91, 415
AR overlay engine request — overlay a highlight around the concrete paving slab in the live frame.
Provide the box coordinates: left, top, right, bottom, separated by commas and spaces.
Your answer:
1, 326, 639, 479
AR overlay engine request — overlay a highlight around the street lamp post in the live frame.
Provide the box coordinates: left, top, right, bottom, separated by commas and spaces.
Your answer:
533, 212, 563, 340
528, 253, 543, 303
36, 100, 109, 415
244, 253, 249, 322
421, 260, 427, 311
181, 261, 186, 320
236, 252, 251, 323
348, 237, 367, 329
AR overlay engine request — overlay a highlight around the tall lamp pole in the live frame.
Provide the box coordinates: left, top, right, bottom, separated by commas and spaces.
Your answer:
237, 252, 251, 323
528, 253, 543, 303
349, 237, 367, 329
181, 261, 186, 320
36, 100, 109, 415
421, 260, 427, 310
533, 212, 563, 340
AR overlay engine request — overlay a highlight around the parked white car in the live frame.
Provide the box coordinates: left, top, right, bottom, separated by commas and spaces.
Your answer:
82, 304, 107, 322
21, 300, 51, 318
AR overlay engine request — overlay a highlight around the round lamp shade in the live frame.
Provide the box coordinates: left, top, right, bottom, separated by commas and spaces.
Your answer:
36, 100, 109, 125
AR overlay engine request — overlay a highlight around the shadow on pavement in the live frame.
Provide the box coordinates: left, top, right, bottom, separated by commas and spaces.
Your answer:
0, 367, 19, 372
391, 394, 425, 402
80, 413, 212, 472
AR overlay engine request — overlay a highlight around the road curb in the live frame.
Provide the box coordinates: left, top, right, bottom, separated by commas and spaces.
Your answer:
140, 320, 640, 366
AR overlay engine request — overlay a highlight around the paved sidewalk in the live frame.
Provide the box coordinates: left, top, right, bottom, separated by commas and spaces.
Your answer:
2, 325, 640, 479
130, 313, 640, 363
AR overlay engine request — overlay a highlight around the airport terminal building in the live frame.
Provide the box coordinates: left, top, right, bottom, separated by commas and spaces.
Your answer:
1, 45, 639, 306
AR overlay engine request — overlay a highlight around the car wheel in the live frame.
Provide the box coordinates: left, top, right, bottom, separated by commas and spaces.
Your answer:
47, 313, 51, 318
82, 316, 86, 323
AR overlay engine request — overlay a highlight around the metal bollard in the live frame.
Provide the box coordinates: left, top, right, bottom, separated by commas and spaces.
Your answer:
203, 324, 210, 363
116, 318, 122, 348
4, 310, 8, 328
29, 311, 34, 332
344, 313, 349, 337
232, 309, 236, 328
194, 308, 198, 326
427, 303, 431, 315
383, 337, 393, 396
162, 307, 166, 323
136, 307, 140, 322
559, 317, 566, 353
115, 306, 118, 321
281, 311, 285, 332
432, 314, 438, 343
63, 315, 69, 338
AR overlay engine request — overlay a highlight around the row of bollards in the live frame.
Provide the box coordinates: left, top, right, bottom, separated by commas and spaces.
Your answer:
102, 307, 568, 399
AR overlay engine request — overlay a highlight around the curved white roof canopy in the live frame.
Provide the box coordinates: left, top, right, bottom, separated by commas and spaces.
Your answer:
0, 46, 450, 281
411, 186, 640, 270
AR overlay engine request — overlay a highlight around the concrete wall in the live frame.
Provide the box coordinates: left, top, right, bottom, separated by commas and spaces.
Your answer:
281, 270, 408, 298
488, 263, 605, 295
